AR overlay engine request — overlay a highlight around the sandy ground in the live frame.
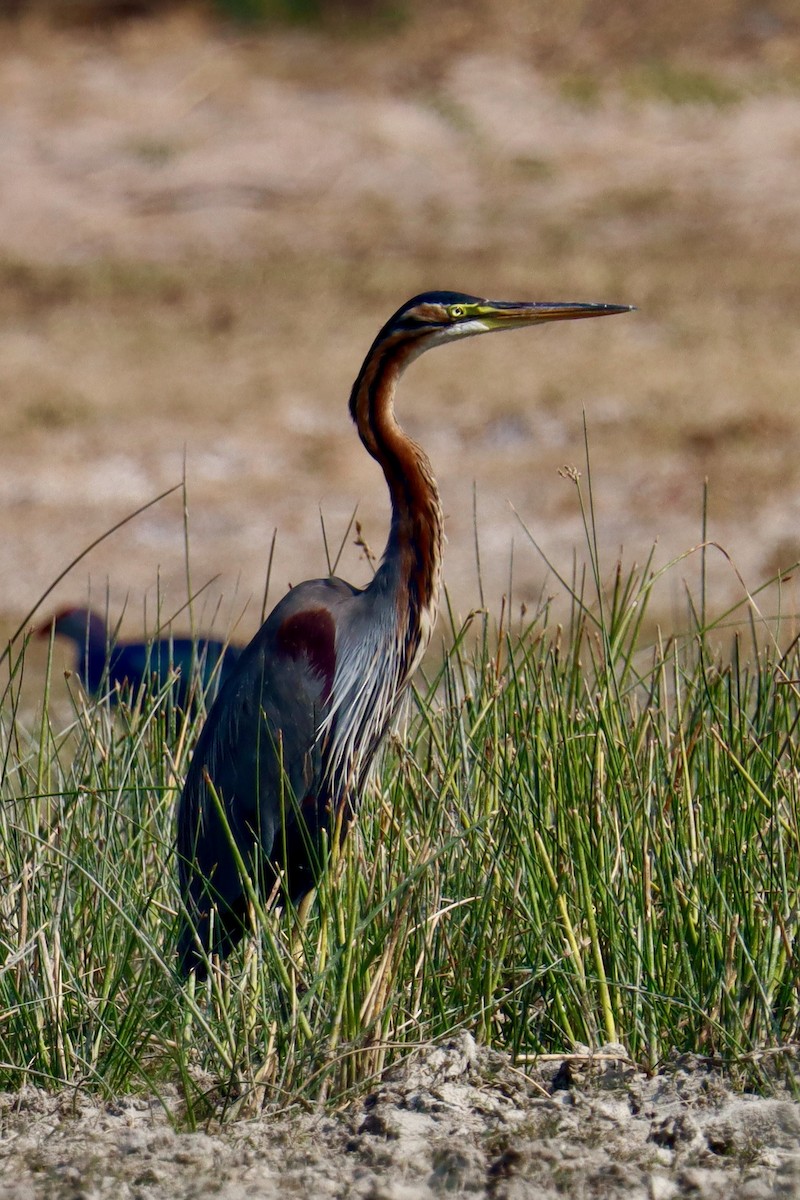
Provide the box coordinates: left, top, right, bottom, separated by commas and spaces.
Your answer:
2, 9, 800, 663
2, 1035, 800, 1199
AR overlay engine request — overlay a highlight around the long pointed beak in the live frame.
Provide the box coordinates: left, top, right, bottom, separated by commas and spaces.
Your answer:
479, 300, 634, 329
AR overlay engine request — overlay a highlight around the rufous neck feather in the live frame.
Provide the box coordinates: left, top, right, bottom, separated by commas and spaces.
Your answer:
350, 339, 444, 620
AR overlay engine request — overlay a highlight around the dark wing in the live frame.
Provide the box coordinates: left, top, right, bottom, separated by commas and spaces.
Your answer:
215, 643, 244, 691
176, 577, 357, 976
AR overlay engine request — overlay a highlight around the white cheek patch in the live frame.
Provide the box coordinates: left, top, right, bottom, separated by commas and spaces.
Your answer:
450, 319, 492, 338
426, 320, 491, 350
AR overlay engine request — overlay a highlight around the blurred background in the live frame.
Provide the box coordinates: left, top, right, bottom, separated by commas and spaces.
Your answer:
2, 0, 800, 662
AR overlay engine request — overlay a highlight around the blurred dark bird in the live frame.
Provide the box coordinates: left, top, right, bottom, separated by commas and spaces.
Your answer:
39, 606, 242, 710
177, 290, 633, 977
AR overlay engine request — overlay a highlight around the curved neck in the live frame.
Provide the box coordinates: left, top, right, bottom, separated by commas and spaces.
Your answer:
349, 340, 444, 627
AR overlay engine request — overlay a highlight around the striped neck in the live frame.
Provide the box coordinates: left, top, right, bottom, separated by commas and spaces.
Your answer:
349, 336, 444, 634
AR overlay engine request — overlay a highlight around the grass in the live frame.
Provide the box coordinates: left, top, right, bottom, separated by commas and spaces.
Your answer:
2, 481, 800, 1122
622, 62, 742, 106
0, 0, 797, 1127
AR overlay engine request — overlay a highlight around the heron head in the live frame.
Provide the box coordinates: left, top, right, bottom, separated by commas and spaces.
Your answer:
36, 606, 105, 646
381, 290, 634, 354
350, 289, 633, 427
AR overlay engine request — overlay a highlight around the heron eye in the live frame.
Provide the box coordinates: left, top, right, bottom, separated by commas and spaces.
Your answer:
450, 305, 466, 319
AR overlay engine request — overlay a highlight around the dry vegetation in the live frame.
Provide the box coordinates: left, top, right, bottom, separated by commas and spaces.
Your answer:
1, 1, 800, 667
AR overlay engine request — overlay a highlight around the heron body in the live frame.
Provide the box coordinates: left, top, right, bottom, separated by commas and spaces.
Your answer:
177, 290, 632, 977
40, 606, 242, 710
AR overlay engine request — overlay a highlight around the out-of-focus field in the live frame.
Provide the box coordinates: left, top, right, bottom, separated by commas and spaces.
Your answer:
2, 0, 800, 670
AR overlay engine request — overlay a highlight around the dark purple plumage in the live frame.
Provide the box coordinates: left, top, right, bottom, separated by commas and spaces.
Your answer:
39, 606, 242, 710
176, 291, 633, 978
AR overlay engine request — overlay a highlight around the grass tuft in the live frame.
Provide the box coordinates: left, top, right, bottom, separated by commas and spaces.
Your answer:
2, 495, 800, 1116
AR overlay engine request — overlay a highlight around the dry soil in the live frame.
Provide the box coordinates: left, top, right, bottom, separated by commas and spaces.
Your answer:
3, 1035, 800, 1199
